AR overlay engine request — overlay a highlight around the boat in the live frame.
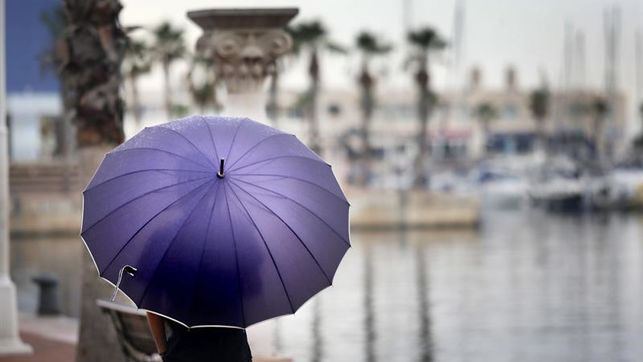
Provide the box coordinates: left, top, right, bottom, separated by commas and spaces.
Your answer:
528, 156, 588, 212
478, 169, 528, 210
589, 167, 643, 210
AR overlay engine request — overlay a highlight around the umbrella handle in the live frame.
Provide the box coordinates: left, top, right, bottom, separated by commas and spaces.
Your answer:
217, 159, 225, 178
110, 265, 138, 302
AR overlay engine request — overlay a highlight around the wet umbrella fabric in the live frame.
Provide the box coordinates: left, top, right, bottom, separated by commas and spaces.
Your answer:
81, 116, 350, 328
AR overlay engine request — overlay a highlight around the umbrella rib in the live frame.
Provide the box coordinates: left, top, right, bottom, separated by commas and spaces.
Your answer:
109, 147, 212, 170
84, 168, 212, 192
137, 181, 218, 306
225, 133, 293, 171
229, 181, 332, 285
201, 115, 220, 162
223, 119, 245, 164
228, 184, 296, 314
232, 178, 350, 247
82, 176, 211, 234
228, 155, 329, 174
99, 179, 213, 277
223, 184, 248, 327
233, 173, 349, 205
184, 178, 223, 325
159, 125, 217, 168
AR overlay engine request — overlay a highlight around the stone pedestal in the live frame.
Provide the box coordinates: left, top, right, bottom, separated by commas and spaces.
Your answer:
0, 1, 31, 354
0, 280, 32, 355
187, 8, 298, 123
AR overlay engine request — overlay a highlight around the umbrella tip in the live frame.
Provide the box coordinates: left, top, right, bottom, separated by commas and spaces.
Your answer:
217, 159, 225, 178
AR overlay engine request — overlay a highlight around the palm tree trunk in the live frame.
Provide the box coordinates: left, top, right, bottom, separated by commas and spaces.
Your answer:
130, 74, 142, 129
308, 49, 322, 155
482, 120, 491, 156
77, 148, 126, 362
162, 61, 171, 117
60, 1, 127, 361
536, 118, 545, 153
358, 62, 375, 186
309, 82, 321, 155
267, 71, 279, 125
413, 65, 431, 188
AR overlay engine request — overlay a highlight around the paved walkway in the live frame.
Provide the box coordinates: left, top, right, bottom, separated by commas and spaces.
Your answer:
0, 314, 290, 362
0, 333, 75, 362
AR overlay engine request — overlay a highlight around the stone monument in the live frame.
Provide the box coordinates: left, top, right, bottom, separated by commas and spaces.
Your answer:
187, 8, 298, 123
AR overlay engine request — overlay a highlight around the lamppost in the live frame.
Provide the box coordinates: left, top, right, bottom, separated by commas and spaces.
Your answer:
0, 0, 32, 354
187, 8, 298, 124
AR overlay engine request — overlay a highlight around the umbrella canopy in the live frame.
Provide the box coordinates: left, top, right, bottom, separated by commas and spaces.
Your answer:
81, 116, 350, 328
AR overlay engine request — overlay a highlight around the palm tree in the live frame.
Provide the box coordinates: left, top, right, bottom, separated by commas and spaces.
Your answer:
288, 20, 345, 155
355, 31, 392, 185
529, 86, 550, 152
152, 21, 186, 118
475, 102, 497, 156
57, 1, 127, 361
123, 37, 152, 128
406, 27, 446, 187
39, 3, 73, 158
186, 54, 221, 113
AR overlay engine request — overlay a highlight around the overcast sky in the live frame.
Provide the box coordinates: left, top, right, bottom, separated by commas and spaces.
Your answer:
121, 0, 643, 118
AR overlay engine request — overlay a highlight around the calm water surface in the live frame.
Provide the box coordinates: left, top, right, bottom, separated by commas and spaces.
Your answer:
11, 210, 643, 361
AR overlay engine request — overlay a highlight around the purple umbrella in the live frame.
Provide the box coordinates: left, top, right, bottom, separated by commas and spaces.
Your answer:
81, 116, 350, 328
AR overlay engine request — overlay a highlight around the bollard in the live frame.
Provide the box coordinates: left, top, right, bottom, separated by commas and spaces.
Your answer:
32, 274, 60, 315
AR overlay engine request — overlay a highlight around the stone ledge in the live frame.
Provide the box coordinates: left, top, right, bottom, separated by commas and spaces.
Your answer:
347, 187, 480, 229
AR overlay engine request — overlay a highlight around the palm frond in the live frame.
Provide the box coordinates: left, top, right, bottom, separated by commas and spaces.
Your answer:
152, 21, 186, 63
325, 40, 349, 54
356, 31, 392, 55
123, 37, 152, 77
407, 26, 447, 51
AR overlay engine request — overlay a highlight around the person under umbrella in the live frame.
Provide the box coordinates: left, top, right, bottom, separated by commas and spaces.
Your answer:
81, 116, 351, 361
147, 312, 251, 361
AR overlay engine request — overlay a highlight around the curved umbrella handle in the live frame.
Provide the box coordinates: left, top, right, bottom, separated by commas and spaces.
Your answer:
110, 265, 138, 302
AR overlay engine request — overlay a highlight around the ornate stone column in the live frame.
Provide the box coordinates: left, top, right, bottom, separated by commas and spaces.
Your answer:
0, 0, 32, 354
187, 8, 298, 123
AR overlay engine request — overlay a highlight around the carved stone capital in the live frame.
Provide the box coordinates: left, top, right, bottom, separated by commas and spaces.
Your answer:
196, 29, 292, 93
188, 8, 298, 94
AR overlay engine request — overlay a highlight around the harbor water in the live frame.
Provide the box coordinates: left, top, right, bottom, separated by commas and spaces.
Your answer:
10, 209, 643, 361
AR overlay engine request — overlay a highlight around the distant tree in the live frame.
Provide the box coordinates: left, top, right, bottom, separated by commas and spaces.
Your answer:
475, 102, 498, 155
354, 31, 391, 185
152, 21, 186, 118
123, 37, 152, 127
186, 54, 221, 113
57, 1, 128, 361
529, 86, 550, 151
406, 26, 446, 187
39, 3, 73, 158
288, 20, 346, 155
